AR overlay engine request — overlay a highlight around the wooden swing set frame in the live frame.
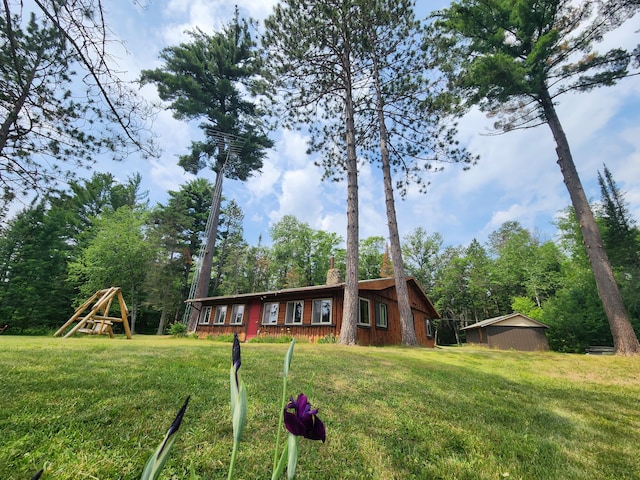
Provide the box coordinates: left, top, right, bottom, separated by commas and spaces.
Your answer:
54, 287, 132, 339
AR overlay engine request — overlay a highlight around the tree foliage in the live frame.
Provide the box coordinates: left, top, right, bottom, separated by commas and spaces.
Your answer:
0, 201, 75, 332
263, 0, 367, 345
0, 1, 154, 203
140, 12, 272, 180
430, 0, 640, 354
430, 0, 633, 131
68, 206, 153, 333
270, 215, 343, 289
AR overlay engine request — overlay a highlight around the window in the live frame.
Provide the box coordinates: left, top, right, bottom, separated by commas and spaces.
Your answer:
230, 304, 245, 325
358, 298, 371, 326
425, 318, 433, 338
213, 305, 227, 325
285, 301, 304, 325
375, 302, 388, 328
311, 299, 332, 324
263, 302, 279, 325
200, 306, 212, 325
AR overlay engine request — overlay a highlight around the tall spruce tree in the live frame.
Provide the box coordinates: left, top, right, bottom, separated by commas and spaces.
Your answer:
141, 11, 272, 332
431, 0, 640, 354
597, 165, 640, 270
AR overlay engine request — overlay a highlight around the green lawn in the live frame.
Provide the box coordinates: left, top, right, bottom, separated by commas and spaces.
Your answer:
1, 336, 639, 479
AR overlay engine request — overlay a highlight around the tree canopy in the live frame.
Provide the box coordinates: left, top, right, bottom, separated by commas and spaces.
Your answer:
430, 0, 640, 355
0, 1, 154, 204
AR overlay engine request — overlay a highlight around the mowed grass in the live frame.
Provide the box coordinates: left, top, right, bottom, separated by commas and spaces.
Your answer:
1, 336, 639, 480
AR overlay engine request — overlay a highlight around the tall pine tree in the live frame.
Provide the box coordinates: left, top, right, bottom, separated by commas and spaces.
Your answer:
141, 11, 272, 331
431, 0, 640, 354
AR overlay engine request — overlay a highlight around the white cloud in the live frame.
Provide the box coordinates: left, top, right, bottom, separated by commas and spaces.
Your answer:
95, 0, 640, 251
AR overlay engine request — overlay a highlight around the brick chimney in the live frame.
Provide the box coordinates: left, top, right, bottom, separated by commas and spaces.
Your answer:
326, 257, 342, 285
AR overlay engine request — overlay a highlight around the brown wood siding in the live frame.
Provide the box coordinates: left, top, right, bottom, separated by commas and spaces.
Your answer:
465, 326, 549, 351
465, 329, 484, 345
197, 295, 343, 343
486, 326, 549, 351
194, 277, 438, 347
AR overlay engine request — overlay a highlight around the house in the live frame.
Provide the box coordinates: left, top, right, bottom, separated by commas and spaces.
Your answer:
189, 271, 439, 346
460, 313, 550, 351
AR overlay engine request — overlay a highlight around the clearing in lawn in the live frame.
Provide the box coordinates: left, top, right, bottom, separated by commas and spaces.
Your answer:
0, 336, 639, 479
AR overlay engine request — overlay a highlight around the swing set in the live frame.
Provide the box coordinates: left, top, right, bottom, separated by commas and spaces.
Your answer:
54, 287, 132, 339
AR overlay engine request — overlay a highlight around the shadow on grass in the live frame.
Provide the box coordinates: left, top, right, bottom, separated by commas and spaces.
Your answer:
0, 339, 639, 479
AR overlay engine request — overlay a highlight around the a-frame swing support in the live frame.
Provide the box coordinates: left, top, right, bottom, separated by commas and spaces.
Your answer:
54, 287, 132, 339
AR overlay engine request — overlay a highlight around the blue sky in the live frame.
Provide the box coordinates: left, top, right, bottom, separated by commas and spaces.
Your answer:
98, 0, 640, 249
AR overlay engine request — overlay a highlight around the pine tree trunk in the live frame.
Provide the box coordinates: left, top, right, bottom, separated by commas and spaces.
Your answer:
156, 307, 167, 335
130, 300, 137, 335
338, 50, 359, 346
371, 52, 418, 346
187, 168, 224, 332
540, 89, 639, 355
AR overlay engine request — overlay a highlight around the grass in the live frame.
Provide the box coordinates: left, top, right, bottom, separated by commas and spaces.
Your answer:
1, 336, 639, 480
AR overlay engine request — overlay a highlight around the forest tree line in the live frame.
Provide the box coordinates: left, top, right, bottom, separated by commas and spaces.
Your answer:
0, 165, 637, 353
2, 0, 639, 352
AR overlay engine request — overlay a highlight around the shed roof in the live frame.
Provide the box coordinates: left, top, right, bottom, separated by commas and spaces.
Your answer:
460, 313, 549, 331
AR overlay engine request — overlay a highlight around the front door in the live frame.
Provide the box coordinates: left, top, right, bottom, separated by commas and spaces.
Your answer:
245, 301, 261, 340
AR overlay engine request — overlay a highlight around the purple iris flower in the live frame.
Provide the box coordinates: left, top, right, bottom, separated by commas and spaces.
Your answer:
283, 394, 326, 442
232, 332, 241, 387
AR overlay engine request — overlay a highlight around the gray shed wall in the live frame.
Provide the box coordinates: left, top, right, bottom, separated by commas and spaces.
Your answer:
466, 326, 549, 351
486, 326, 549, 351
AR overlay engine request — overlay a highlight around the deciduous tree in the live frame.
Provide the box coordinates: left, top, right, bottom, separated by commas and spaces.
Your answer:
68, 206, 153, 333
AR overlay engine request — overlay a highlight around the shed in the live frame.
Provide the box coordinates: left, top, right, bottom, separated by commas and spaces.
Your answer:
188, 276, 439, 347
461, 313, 549, 351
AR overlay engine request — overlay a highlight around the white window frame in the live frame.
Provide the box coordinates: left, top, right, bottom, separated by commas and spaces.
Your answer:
262, 302, 279, 325
311, 299, 332, 324
425, 317, 433, 338
213, 305, 227, 325
230, 304, 245, 325
200, 306, 212, 325
285, 301, 304, 325
375, 302, 388, 328
358, 297, 371, 326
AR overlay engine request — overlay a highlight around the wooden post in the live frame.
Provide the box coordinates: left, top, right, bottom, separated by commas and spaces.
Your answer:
116, 290, 132, 339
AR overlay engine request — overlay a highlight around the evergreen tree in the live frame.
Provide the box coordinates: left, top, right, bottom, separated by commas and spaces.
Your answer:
263, 0, 367, 345
213, 200, 248, 295
380, 244, 394, 278
141, 11, 272, 331
431, 0, 640, 354
0, 2, 153, 203
597, 164, 640, 269
360, 0, 477, 344
0, 201, 75, 331
148, 178, 214, 330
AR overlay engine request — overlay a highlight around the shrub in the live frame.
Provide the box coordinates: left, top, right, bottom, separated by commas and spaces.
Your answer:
249, 335, 294, 344
168, 322, 188, 337
318, 334, 338, 344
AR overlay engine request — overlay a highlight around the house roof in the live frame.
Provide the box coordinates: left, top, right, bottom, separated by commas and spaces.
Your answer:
460, 313, 549, 331
187, 276, 439, 317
